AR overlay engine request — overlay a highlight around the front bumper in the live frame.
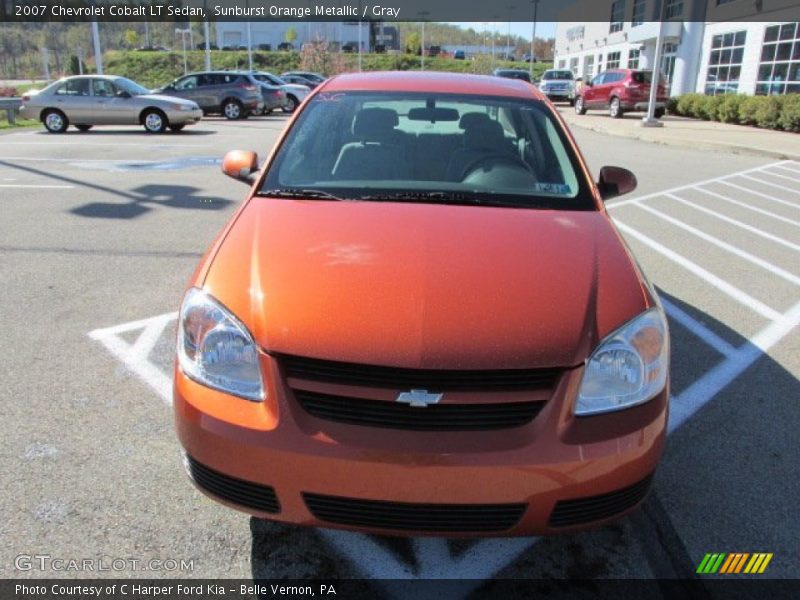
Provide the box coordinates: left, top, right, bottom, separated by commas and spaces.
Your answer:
167, 108, 203, 125
174, 355, 668, 537
542, 89, 574, 101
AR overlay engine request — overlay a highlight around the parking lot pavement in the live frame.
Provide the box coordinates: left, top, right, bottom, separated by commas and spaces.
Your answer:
1, 119, 797, 588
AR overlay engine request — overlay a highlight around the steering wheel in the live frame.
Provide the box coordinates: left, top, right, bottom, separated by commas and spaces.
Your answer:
458, 153, 534, 182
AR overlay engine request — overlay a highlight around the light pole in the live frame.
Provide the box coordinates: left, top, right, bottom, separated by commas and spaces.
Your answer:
175, 28, 189, 75
529, 0, 538, 79
506, 5, 515, 59
203, 20, 211, 71
642, 1, 666, 127
418, 11, 429, 71
246, 21, 253, 71
91, 20, 103, 74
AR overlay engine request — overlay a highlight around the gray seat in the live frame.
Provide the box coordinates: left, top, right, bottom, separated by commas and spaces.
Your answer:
445, 113, 515, 181
332, 108, 408, 180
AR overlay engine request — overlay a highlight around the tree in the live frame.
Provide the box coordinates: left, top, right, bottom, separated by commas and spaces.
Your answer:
285, 26, 298, 45
299, 37, 347, 76
124, 29, 140, 49
405, 31, 421, 55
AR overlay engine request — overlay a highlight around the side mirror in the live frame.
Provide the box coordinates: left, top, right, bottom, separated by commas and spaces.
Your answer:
598, 166, 637, 201
116, 90, 131, 99
222, 150, 259, 184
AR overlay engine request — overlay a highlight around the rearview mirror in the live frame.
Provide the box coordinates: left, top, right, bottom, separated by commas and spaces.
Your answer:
408, 107, 460, 122
222, 150, 259, 184
598, 166, 637, 201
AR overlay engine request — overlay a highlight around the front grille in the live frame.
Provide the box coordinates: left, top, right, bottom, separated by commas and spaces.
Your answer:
186, 455, 280, 514
279, 354, 560, 392
303, 493, 526, 533
296, 389, 544, 430
548, 474, 653, 527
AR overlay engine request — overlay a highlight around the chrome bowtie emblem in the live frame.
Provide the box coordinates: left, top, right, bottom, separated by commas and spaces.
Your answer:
396, 389, 443, 408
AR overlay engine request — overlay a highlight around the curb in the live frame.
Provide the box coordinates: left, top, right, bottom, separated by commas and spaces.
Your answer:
561, 114, 800, 162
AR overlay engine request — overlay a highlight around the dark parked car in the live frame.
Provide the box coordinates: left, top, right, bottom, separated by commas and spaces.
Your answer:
574, 69, 668, 118
454, 50, 466, 60
493, 68, 532, 83
156, 71, 264, 120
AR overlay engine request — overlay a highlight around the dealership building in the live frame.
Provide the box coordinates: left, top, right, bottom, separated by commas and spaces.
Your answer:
554, 0, 799, 96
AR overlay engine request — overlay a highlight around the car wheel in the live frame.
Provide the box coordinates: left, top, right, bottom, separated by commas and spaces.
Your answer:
569, 98, 575, 107
654, 107, 665, 119
609, 97, 623, 119
222, 99, 243, 120
169, 124, 186, 132
42, 109, 68, 133
142, 109, 168, 133
282, 95, 299, 113
75, 124, 93, 132
574, 96, 586, 115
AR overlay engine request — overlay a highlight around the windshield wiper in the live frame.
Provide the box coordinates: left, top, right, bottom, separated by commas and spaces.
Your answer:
359, 191, 523, 208
257, 188, 347, 202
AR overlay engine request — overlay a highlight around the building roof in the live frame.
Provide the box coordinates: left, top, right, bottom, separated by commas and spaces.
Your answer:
321, 71, 543, 100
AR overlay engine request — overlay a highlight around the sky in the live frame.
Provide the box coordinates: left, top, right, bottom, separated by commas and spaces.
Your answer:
452, 22, 557, 40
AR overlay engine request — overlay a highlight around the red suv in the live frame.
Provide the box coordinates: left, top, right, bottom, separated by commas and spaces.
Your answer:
574, 69, 669, 119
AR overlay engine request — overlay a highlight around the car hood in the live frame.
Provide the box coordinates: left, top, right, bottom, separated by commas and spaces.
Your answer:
203, 200, 648, 369
280, 84, 310, 93
141, 93, 198, 107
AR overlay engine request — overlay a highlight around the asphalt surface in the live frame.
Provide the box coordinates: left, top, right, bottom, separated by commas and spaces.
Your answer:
1, 112, 797, 591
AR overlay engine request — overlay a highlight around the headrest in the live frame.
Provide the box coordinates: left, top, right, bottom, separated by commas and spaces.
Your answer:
352, 108, 400, 140
464, 119, 506, 149
458, 112, 492, 130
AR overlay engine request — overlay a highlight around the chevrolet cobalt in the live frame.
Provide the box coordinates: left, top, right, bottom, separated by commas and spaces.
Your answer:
174, 72, 669, 536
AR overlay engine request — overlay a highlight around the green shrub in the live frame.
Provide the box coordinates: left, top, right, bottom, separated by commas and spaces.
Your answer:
754, 95, 782, 129
778, 94, 800, 132
716, 94, 744, 123
666, 96, 679, 114
675, 93, 705, 118
738, 96, 761, 126
698, 95, 724, 120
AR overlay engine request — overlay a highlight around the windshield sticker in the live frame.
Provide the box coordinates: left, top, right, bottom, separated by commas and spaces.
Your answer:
533, 183, 572, 195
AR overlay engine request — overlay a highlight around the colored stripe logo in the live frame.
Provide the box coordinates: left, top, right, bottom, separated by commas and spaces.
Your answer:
697, 553, 773, 574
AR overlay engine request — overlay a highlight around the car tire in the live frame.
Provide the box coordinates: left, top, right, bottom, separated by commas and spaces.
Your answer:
282, 95, 299, 113
169, 124, 186, 132
574, 96, 587, 115
222, 99, 243, 120
609, 97, 623, 119
42, 109, 68, 133
75, 124, 93, 132
142, 109, 168, 133
569, 98, 575, 107
654, 107, 665, 119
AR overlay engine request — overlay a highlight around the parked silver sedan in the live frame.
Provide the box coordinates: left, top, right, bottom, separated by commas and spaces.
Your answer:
19, 75, 203, 134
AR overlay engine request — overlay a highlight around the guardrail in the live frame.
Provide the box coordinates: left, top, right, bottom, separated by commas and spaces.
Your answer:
0, 98, 23, 124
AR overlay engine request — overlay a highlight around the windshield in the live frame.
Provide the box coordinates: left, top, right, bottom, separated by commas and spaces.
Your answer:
260, 91, 593, 210
543, 70, 574, 81
255, 72, 286, 86
115, 78, 150, 96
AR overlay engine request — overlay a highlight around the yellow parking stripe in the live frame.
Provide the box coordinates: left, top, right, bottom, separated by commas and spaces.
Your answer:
758, 554, 773, 574
744, 554, 760, 574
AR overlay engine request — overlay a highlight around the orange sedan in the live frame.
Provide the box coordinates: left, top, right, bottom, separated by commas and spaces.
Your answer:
174, 72, 669, 536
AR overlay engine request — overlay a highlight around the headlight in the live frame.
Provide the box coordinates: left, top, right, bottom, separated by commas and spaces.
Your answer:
177, 288, 264, 401
173, 103, 195, 111
575, 308, 668, 416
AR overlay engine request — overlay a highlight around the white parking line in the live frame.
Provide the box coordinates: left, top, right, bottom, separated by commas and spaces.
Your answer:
719, 179, 800, 210
773, 164, 800, 176
739, 173, 800, 197
606, 160, 795, 210
614, 220, 782, 321
0, 141, 211, 148
691, 188, 800, 228
760, 168, 800, 184
666, 194, 800, 253
660, 297, 737, 358
634, 202, 800, 286
0, 184, 75, 189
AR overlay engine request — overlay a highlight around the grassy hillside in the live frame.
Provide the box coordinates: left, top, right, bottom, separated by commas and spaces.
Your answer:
103, 50, 552, 89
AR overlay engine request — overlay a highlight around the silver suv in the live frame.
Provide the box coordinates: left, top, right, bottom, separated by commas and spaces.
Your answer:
156, 71, 264, 120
